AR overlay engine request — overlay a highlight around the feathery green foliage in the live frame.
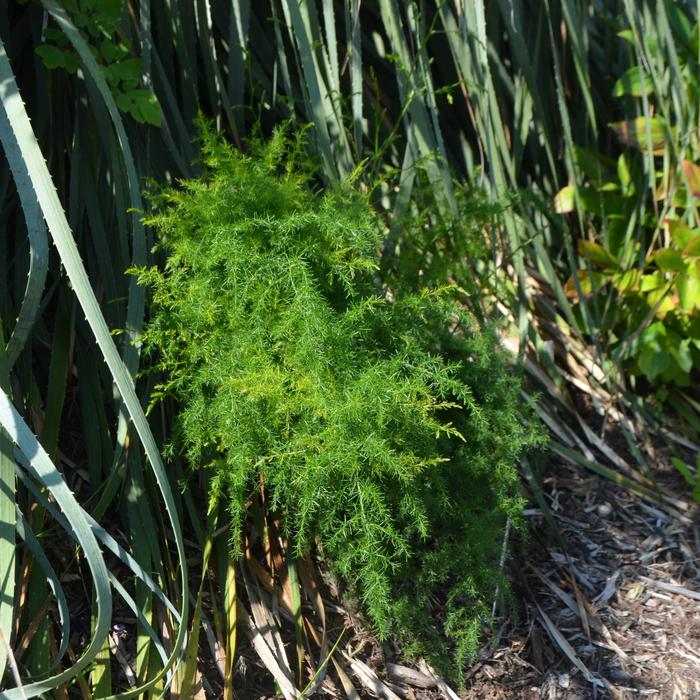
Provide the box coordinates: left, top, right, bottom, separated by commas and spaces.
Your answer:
135, 123, 541, 680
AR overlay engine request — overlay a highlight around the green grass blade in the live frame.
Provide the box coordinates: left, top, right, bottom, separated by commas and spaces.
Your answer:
0, 334, 14, 684
345, 0, 363, 153
40, 0, 146, 374
379, 0, 457, 215
195, 0, 237, 136
280, 0, 351, 180
322, 0, 341, 102
227, 0, 251, 138
39, 292, 71, 459
559, 0, 597, 137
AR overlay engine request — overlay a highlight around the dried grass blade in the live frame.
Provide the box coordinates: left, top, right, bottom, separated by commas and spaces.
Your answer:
238, 595, 298, 700
241, 561, 297, 698
416, 660, 461, 700
639, 576, 700, 602
536, 603, 602, 687
529, 564, 600, 634
342, 652, 402, 700
298, 556, 329, 689
331, 656, 360, 699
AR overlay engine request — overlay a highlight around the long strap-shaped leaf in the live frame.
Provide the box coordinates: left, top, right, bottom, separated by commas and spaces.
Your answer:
379, 0, 457, 216
14, 508, 70, 669
0, 38, 188, 699
0, 96, 48, 368
280, 0, 352, 181
15, 461, 181, 622
0, 389, 111, 699
0, 330, 15, 685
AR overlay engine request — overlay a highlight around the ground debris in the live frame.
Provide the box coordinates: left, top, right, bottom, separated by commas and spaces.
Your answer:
463, 459, 700, 700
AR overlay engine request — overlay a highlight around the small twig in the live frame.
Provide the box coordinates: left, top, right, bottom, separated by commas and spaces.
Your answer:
108, 630, 136, 688
492, 517, 511, 618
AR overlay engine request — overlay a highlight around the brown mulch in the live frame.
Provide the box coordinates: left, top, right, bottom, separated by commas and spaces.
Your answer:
461, 459, 700, 700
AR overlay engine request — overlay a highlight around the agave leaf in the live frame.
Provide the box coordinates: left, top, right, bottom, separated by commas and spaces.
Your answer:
0, 338, 14, 684
14, 509, 70, 667
0, 101, 48, 369
0, 36, 188, 698
0, 388, 111, 699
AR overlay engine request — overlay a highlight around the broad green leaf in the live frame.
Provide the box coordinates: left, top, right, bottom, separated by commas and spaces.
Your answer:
109, 57, 142, 83
684, 237, 700, 257
44, 27, 69, 45
640, 320, 667, 345
612, 269, 640, 292
115, 90, 133, 114
609, 116, 668, 154
127, 89, 162, 126
665, 218, 695, 248
564, 269, 606, 297
578, 240, 619, 268
554, 185, 574, 213
646, 287, 675, 317
638, 344, 671, 381
36, 44, 70, 69
612, 66, 654, 97
640, 271, 664, 292
653, 248, 685, 271
677, 270, 700, 311
100, 38, 128, 63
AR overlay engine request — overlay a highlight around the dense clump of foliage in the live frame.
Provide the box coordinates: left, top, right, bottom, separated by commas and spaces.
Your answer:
135, 124, 540, 679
